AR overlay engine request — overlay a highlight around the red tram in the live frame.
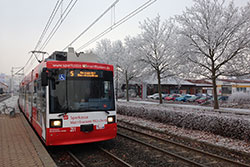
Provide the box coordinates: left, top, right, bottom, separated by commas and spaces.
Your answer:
19, 48, 117, 146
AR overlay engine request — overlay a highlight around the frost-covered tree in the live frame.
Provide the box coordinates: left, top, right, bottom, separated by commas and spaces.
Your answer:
95, 39, 113, 64
95, 39, 121, 99
120, 39, 146, 101
176, 0, 250, 109
131, 15, 180, 104
95, 39, 143, 101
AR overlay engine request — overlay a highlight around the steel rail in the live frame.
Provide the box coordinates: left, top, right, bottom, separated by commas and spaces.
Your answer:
67, 148, 132, 167
117, 132, 206, 167
67, 151, 86, 167
99, 147, 133, 167
0, 94, 11, 102
118, 124, 250, 167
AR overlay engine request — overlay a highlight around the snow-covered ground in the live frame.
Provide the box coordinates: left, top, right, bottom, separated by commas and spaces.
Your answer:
118, 114, 250, 153
117, 100, 250, 153
118, 99, 250, 115
0, 96, 19, 114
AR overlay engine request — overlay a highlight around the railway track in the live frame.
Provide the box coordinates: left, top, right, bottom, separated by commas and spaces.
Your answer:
68, 146, 132, 167
0, 94, 11, 102
50, 145, 133, 167
118, 124, 250, 167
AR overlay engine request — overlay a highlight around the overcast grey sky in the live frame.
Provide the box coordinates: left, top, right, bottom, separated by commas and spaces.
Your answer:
0, 0, 249, 75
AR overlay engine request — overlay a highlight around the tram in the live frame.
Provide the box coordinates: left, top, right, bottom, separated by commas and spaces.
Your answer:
18, 48, 117, 146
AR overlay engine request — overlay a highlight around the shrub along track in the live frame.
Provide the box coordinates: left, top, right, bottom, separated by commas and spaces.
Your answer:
117, 101, 250, 141
118, 120, 250, 167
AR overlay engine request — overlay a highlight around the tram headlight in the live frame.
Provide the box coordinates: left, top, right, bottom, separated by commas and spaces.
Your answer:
107, 116, 116, 124
50, 119, 62, 128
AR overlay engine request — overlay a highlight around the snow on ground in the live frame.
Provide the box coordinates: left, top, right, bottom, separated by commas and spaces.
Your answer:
0, 96, 19, 114
118, 114, 250, 153
117, 99, 250, 153
118, 99, 250, 114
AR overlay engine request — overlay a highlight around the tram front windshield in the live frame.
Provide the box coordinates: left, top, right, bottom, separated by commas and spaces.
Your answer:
49, 69, 115, 113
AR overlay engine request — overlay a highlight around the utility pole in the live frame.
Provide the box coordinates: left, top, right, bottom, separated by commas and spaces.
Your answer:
11, 67, 13, 96
11, 66, 24, 97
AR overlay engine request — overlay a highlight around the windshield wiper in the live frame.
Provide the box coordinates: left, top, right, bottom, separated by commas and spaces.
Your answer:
58, 106, 69, 117
104, 110, 110, 114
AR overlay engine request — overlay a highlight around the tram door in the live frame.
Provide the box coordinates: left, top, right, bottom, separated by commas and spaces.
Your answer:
37, 79, 47, 140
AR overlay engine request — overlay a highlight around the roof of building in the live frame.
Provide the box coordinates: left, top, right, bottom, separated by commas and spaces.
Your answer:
143, 76, 195, 85
218, 79, 250, 84
186, 79, 212, 87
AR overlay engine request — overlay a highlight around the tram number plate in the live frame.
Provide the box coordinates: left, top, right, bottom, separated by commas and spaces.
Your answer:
80, 124, 93, 132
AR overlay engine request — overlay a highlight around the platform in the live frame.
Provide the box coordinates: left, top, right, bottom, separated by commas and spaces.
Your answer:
0, 113, 57, 167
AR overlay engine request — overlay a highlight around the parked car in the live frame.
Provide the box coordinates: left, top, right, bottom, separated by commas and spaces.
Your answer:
165, 94, 180, 101
175, 94, 192, 102
162, 93, 169, 99
196, 96, 212, 104
147, 93, 159, 99
218, 96, 228, 101
186, 95, 200, 102
147, 93, 169, 99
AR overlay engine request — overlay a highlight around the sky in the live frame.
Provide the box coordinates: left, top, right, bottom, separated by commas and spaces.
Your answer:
0, 0, 249, 75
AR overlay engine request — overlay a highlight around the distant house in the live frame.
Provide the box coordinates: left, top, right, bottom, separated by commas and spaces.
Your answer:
120, 77, 250, 98
217, 79, 250, 96
0, 82, 8, 93
186, 79, 213, 95
146, 78, 195, 95
141, 77, 213, 96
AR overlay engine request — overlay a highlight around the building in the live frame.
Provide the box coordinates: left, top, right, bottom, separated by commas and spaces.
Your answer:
120, 76, 250, 99
123, 77, 213, 98
217, 79, 250, 96
0, 82, 8, 94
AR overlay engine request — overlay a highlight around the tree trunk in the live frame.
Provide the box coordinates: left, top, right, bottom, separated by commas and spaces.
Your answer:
157, 70, 162, 104
212, 73, 219, 109
125, 70, 129, 102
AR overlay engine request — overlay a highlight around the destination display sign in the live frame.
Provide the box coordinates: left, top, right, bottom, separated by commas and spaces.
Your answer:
69, 70, 102, 78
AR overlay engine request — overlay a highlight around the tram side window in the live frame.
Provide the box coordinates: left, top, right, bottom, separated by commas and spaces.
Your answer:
49, 69, 67, 113
37, 79, 46, 113
29, 83, 33, 104
25, 84, 29, 103
33, 80, 37, 106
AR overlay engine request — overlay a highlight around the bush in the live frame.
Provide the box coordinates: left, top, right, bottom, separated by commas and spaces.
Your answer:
228, 92, 250, 104
117, 102, 250, 141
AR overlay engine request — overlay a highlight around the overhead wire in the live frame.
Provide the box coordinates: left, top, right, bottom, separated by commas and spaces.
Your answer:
14, 67, 25, 76
76, 0, 157, 51
34, 0, 63, 51
62, 0, 119, 51
21, 0, 155, 75
39, 0, 78, 51
22, 0, 63, 74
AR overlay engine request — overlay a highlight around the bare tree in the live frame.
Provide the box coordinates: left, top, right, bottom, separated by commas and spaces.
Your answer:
95, 39, 143, 101
176, 0, 250, 109
131, 15, 180, 104
119, 39, 145, 101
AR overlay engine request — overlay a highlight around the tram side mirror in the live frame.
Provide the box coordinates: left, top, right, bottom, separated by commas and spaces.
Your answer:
41, 69, 48, 86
